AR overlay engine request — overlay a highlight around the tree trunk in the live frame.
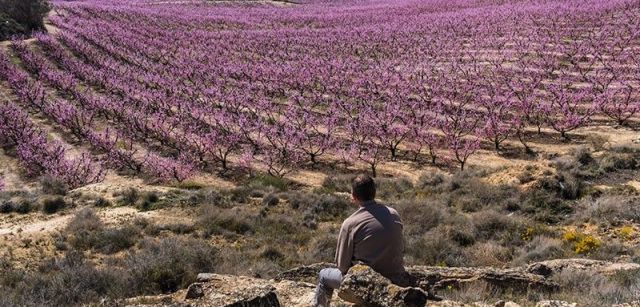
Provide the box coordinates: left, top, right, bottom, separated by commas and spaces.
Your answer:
517, 131, 534, 155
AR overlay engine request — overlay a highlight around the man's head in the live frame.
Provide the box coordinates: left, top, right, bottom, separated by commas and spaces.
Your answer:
351, 174, 376, 204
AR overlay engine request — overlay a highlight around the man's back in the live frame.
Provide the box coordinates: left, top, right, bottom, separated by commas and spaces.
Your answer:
336, 201, 405, 283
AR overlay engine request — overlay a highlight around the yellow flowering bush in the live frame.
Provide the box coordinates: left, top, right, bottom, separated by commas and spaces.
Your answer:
563, 230, 601, 255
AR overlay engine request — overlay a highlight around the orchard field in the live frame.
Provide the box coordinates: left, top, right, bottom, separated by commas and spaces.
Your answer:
1, 0, 640, 306
1, 0, 639, 189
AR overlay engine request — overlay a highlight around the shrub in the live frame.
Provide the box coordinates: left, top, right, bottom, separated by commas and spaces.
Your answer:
521, 224, 552, 242
0, 250, 125, 306
521, 189, 573, 223
250, 175, 289, 191
192, 189, 230, 208
581, 195, 640, 225
0, 200, 14, 213
40, 175, 68, 196
42, 196, 66, 214
472, 210, 520, 243
311, 194, 350, 220
14, 197, 35, 214
416, 172, 446, 189
395, 199, 443, 236
549, 269, 640, 305
118, 188, 139, 206
262, 193, 279, 207
321, 174, 354, 193
616, 226, 635, 241
563, 230, 601, 255
64, 208, 142, 254
0, 0, 50, 40
67, 208, 102, 231
465, 242, 512, 266
375, 177, 414, 200
173, 181, 205, 190
587, 134, 610, 151
0, 12, 25, 39
148, 223, 195, 235
406, 229, 467, 266
302, 212, 318, 229
574, 235, 601, 255
137, 191, 159, 211
259, 246, 284, 261
198, 206, 254, 238
444, 216, 476, 247
435, 173, 520, 212
283, 191, 349, 221
555, 173, 583, 200
228, 186, 251, 203
94, 197, 111, 207
572, 146, 594, 165
599, 153, 638, 173
302, 231, 336, 263
513, 236, 566, 265
66, 209, 140, 253
91, 226, 140, 254
591, 240, 628, 261
517, 170, 535, 184
125, 237, 218, 293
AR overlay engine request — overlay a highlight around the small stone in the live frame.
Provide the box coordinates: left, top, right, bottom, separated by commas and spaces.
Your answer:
535, 300, 577, 307
224, 290, 280, 307
196, 273, 219, 282
185, 282, 204, 300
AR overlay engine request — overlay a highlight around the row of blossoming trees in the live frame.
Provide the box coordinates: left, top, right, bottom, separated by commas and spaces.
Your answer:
0, 0, 639, 189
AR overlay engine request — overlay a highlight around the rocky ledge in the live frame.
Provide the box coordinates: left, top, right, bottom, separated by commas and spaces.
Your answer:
124, 259, 640, 307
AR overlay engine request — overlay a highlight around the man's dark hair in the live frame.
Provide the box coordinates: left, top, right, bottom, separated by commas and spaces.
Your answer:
351, 174, 376, 201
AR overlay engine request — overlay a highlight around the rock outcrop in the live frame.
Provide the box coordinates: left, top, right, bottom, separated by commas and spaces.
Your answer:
407, 266, 558, 293
125, 273, 316, 306
338, 265, 428, 307
526, 258, 640, 278
428, 301, 522, 307
534, 301, 577, 307
192, 273, 281, 306
123, 258, 640, 307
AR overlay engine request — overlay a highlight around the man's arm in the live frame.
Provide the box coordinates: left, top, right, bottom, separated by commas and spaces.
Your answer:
335, 222, 354, 274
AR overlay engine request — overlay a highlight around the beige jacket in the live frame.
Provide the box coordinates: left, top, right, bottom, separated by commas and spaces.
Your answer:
335, 200, 406, 283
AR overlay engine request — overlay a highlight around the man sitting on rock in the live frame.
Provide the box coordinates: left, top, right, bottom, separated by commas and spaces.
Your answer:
313, 174, 409, 307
